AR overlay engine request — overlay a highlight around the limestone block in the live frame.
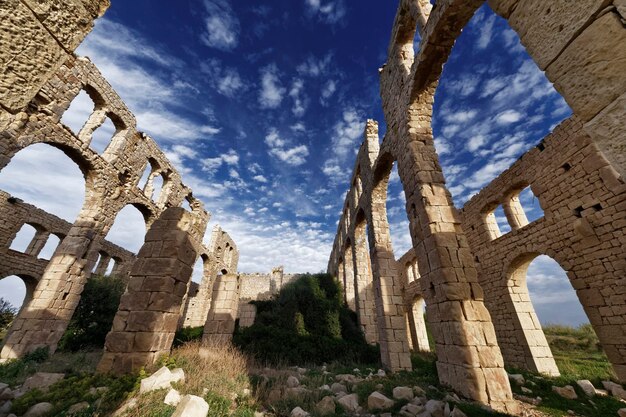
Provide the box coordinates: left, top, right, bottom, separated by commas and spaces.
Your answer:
368, 391, 394, 410
290, 407, 310, 417
487, 0, 519, 18
425, 399, 446, 417
0, 0, 65, 111
552, 385, 578, 400
172, 395, 209, 417
315, 396, 336, 416
23, 402, 53, 417
164, 388, 181, 406
576, 379, 597, 396
337, 393, 360, 412
139, 366, 182, 393
507, 0, 608, 70
546, 13, 626, 122
584, 91, 626, 178
393, 386, 414, 401
21, 372, 64, 393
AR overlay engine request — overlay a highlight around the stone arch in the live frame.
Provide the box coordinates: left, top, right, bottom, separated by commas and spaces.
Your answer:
0, 273, 38, 314
407, 295, 430, 353
103, 203, 150, 254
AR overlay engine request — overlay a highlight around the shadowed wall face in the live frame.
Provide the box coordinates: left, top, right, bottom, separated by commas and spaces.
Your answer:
97, 207, 200, 375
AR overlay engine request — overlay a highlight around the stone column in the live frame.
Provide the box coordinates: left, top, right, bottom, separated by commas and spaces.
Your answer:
24, 229, 50, 257
367, 185, 412, 371
97, 207, 199, 374
93, 253, 111, 276
344, 244, 356, 311
353, 222, 378, 344
202, 273, 241, 344
503, 195, 528, 230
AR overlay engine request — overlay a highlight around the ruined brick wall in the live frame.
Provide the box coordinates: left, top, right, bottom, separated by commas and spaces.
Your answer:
0, 0, 239, 362
235, 267, 301, 328
460, 116, 626, 379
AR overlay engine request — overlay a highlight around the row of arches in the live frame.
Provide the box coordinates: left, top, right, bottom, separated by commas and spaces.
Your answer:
329, 0, 626, 409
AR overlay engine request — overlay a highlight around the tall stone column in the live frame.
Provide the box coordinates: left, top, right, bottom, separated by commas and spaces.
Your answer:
344, 244, 356, 311
367, 186, 412, 371
353, 222, 378, 344
97, 207, 199, 374
202, 273, 241, 344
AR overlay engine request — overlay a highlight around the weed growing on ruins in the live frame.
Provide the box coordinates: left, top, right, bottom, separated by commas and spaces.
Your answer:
233, 273, 379, 366
0, 346, 49, 386
172, 325, 204, 347
0, 297, 16, 339
58, 275, 125, 352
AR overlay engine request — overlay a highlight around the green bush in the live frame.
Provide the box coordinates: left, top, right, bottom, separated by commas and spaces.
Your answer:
59, 275, 125, 352
233, 273, 379, 365
0, 297, 16, 333
173, 326, 204, 347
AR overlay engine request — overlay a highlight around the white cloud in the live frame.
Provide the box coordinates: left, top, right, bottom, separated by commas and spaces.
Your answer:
297, 53, 333, 77
320, 79, 337, 104
201, 59, 246, 98
477, 14, 496, 49
466, 134, 487, 152
470, 158, 516, 188
495, 109, 522, 125
259, 65, 286, 109
201, 0, 240, 51
289, 79, 307, 117
269, 145, 309, 166
304, 0, 346, 24
253, 175, 268, 183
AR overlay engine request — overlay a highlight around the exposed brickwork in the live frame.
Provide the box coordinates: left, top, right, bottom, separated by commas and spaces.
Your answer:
460, 117, 626, 380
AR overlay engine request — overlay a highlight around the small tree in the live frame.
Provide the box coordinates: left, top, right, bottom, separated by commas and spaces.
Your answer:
0, 297, 16, 332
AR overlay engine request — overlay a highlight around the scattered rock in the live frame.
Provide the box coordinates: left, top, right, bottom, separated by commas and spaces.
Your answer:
393, 386, 414, 401
290, 406, 309, 417
315, 396, 336, 415
617, 408, 626, 417
376, 369, 386, 377
286, 387, 310, 398
297, 368, 307, 374
336, 374, 360, 384
88, 386, 109, 396
21, 373, 65, 393
425, 399, 446, 417
0, 400, 12, 414
267, 388, 282, 404
319, 384, 330, 391
443, 393, 460, 403
67, 402, 89, 414
337, 393, 360, 412
603, 381, 626, 400
140, 367, 185, 393
576, 380, 596, 397
23, 402, 53, 417
413, 386, 426, 396
353, 368, 360, 374
552, 385, 578, 400
112, 398, 138, 416
521, 387, 532, 394
451, 407, 468, 417
368, 391, 394, 410
286, 376, 300, 388
508, 374, 525, 385
331, 382, 347, 394
400, 403, 424, 416
0, 387, 13, 401
172, 395, 209, 417
165, 388, 181, 406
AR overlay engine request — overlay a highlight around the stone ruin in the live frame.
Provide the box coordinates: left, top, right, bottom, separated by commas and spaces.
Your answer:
0, 0, 624, 413
0, 0, 243, 374
327, 0, 625, 412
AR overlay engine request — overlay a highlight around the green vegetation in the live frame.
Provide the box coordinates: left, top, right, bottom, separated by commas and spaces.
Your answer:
233, 273, 379, 366
0, 297, 16, 342
58, 275, 125, 352
172, 325, 204, 347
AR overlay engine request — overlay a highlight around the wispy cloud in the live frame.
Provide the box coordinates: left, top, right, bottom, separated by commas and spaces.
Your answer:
265, 129, 309, 166
304, 0, 346, 24
201, 0, 240, 51
259, 65, 286, 109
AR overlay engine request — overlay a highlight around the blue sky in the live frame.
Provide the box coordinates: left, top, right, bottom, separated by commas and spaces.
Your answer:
0, 1, 589, 326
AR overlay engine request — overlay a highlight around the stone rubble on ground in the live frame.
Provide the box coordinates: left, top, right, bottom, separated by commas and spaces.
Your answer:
368, 391, 395, 410
290, 406, 310, 417
393, 386, 414, 401
286, 376, 300, 388
20, 373, 64, 394
22, 402, 53, 417
171, 395, 209, 417
337, 393, 360, 412
67, 401, 89, 414
164, 388, 182, 406
140, 366, 185, 393
315, 395, 336, 416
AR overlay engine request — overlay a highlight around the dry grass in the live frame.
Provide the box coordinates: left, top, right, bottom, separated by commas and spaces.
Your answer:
119, 341, 257, 417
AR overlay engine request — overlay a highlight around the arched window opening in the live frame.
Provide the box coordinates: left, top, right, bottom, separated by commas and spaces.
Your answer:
518, 186, 544, 224
406, 296, 431, 353
0, 144, 86, 223
386, 163, 412, 256
431, 4, 572, 207
151, 174, 164, 202
38, 234, 61, 260
104, 257, 116, 276
61, 90, 94, 134
9, 224, 37, 253
493, 205, 511, 234
90, 116, 116, 154
105, 205, 147, 254
191, 256, 204, 284
181, 195, 193, 212
91, 252, 102, 273
137, 164, 151, 190
0, 276, 27, 320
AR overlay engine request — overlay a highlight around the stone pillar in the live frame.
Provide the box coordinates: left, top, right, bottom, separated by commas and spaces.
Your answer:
406, 298, 430, 352
93, 253, 111, 276
503, 195, 528, 230
337, 259, 345, 295
202, 273, 241, 344
367, 184, 412, 371
353, 222, 378, 344
344, 244, 356, 311
97, 207, 199, 374
24, 229, 50, 257
0, 206, 105, 360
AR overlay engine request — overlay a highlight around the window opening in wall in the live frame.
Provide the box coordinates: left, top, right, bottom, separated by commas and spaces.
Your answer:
91, 252, 102, 273
406, 296, 431, 352
61, 90, 94, 134
105, 205, 147, 254
518, 186, 544, 223
493, 205, 510, 234
0, 276, 27, 314
38, 234, 61, 260
152, 174, 164, 202
104, 258, 115, 276
9, 224, 37, 253
90, 116, 116, 154
137, 164, 151, 190
191, 256, 204, 284
181, 195, 193, 212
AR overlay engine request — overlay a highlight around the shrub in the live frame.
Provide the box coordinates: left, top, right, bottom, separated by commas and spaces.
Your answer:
233, 273, 379, 365
0, 297, 16, 332
173, 325, 204, 347
59, 275, 125, 351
